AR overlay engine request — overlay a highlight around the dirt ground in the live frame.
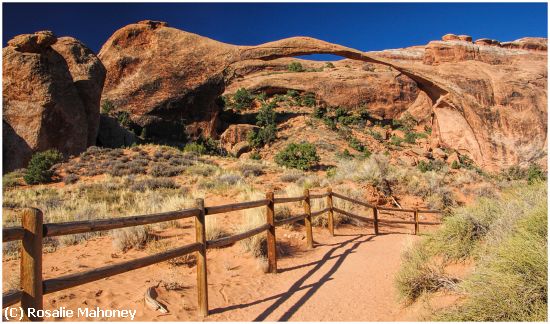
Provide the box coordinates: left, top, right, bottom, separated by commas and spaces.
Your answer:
3, 219, 446, 322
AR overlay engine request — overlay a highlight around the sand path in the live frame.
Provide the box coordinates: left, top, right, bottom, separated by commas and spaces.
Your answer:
3, 223, 432, 321
206, 226, 421, 321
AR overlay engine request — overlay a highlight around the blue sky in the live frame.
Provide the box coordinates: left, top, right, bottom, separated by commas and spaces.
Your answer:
3, 2, 547, 60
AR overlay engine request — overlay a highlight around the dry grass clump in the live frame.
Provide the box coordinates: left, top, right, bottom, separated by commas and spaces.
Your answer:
396, 182, 547, 321
236, 161, 265, 177
112, 225, 151, 252
197, 172, 244, 192
205, 216, 230, 241
239, 204, 267, 258
280, 169, 304, 182
3, 169, 25, 188
149, 163, 185, 177
129, 178, 179, 192
185, 163, 218, 177
63, 174, 79, 185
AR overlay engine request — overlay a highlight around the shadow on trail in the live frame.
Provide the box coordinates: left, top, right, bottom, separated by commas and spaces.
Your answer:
209, 233, 376, 320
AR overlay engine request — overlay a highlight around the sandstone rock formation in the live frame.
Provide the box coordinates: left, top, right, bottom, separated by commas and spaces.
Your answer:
3, 31, 105, 172
99, 21, 547, 170
220, 124, 258, 151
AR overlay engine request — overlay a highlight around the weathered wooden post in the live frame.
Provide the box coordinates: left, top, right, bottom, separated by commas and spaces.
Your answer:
21, 208, 43, 321
414, 209, 419, 235
326, 187, 334, 236
195, 199, 208, 317
373, 207, 379, 235
303, 189, 313, 249
265, 191, 277, 273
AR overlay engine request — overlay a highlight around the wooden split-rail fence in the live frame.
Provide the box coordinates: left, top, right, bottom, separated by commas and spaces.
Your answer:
1, 187, 441, 320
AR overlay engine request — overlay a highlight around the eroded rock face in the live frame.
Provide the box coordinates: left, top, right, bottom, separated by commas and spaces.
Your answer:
3, 31, 105, 172
99, 23, 547, 170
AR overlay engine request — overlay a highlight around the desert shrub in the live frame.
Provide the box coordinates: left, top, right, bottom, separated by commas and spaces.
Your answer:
249, 151, 261, 160
348, 137, 366, 152
390, 135, 404, 146
500, 163, 546, 184
237, 162, 264, 177
287, 62, 305, 72
368, 130, 384, 141
336, 149, 354, 160
404, 132, 417, 144
325, 62, 335, 68
301, 92, 316, 107
451, 160, 460, 169
63, 174, 79, 185
248, 101, 277, 148
24, 149, 64, 184
149, 163, 185, 177
130, 178, 179, 192
233, 88, 254, 110
275, 142, 320, 171
323, 117, 337, 130
186, 163, 218, 177
217, 173, 243, 186
312, 107, 326, 119
112, 226, 150, 252
417, 160, 446, 173
280, 169, 304, 182
115, 111, 131, 128
108, 163, 133, 177
101, 100, 114, 114
183, 142, 206, 155
394, 112, 417, 132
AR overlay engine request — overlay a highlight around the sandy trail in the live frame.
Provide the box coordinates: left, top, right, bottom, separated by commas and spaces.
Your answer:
3, 223, 433, 321
207, 227, 421, 321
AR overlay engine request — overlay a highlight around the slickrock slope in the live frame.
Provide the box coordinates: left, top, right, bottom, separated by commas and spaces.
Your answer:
3, 31, 105, 172
99, 21, 546, 170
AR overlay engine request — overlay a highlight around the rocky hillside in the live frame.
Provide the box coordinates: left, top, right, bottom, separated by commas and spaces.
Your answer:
3, 21, 547, 172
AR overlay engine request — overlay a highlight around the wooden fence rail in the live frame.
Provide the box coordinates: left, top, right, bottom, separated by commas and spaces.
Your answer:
1, 187, 441, 320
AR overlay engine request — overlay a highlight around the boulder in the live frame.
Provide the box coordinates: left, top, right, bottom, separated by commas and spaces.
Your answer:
7, 30, 57, 53
474, 38, 501, 47
52, 37, 106, 146
447, 152, 460, 166
442, 34, 459, 41
3, 32, 105, 173
230, 141, 251, 157
220, 124, 258, 150
458, 35, 473, 42
432, 147, 448, 160
97, 115, 137, 148
501, 37, 547, 51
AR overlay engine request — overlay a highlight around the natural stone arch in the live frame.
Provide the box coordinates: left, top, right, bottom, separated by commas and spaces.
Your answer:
234, 37, 449, 103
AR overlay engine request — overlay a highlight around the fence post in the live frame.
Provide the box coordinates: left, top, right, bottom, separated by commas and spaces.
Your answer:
265, 191, 277, 273
414, 209, 419, 235
21, 208, 43, 321
303, 189, 313, 249
195, 199, 208, 317
326, 187, 334, 236
373, 207, 379, 235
